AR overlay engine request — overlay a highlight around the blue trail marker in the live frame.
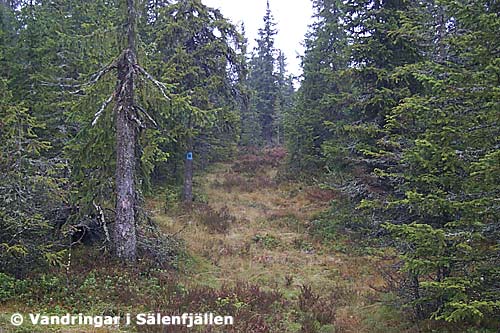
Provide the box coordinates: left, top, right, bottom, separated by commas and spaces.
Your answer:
186, 152, 193, 160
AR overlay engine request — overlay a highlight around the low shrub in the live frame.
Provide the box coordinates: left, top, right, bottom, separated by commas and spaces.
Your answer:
304, 187, 339, 202
254, 175, 277, 189
308, 198, 371, 242
141, 283, 285, 333
293, 238, 315, 253
232, 147, 287, 173
212, 173, 249, 192
297, 285, 339, 332
163, 185, 182, 213
252, 233, 281, 250
196, 205, 236, 234
212, 173, 277, 193
138, 224, 185, 269
0, 272, 18, 301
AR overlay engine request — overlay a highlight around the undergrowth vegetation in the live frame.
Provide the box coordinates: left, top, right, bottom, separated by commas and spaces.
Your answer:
2, 148, 497, 333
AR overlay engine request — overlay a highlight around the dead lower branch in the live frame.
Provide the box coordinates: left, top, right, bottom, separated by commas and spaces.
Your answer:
40, 60, 117, 95
135, 104, 158, 128
135, 65, 171, 101
92, 93, 115, 126
93, 201, 111, 244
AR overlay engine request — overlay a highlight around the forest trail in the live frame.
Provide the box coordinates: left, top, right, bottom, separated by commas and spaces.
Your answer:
150, 149, 394, 332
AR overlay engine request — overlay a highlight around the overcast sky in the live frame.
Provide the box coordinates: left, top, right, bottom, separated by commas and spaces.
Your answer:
201, 0, 314, 77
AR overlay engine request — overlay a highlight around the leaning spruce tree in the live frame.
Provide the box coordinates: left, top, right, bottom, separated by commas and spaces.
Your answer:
66, 0, 243, 259
70, 0, 173, 262
113, 0, 139, 261
110, 0, 175, 261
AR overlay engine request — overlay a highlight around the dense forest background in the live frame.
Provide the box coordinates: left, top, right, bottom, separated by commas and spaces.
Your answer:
0, 0, 498, 332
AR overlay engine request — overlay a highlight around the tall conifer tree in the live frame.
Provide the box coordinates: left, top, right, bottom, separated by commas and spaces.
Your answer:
247, 0, 278, 146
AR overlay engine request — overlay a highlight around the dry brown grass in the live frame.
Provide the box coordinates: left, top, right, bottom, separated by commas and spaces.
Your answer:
0, 149, 408, 333
148, 150, 395, 332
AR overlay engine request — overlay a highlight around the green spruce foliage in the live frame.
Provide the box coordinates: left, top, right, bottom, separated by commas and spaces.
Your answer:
245, 0, 294, 147
145, 0, 245, 202
0, 3, 67, 274
290, 0, 500, 327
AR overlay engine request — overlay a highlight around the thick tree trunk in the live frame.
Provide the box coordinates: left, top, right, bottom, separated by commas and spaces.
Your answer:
114, 51, 137, 262
183, 136, 194, 204
113, 0, 138, 262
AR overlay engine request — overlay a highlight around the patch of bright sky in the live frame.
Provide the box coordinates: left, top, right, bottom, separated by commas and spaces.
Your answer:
201, 0, 314, 77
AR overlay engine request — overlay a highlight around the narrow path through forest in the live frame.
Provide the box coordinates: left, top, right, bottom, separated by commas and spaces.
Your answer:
149, 149, 395, 332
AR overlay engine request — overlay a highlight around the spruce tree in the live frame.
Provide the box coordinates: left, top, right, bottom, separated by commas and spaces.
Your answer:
1, 2, 67, 271
247, 0, 278, 146
238, 23, 258, 147
146, 0, 244, 203
298, 0, 500, 324
378, 0, 500, 322
60, 0, 176, 262
0, 0, 72, 274
287, 0, 348, 171
275, 51, 294, 146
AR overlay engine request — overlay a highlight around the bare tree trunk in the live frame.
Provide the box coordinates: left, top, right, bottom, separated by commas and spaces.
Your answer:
114, 0, 138, 262
183, 135, 194, 204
